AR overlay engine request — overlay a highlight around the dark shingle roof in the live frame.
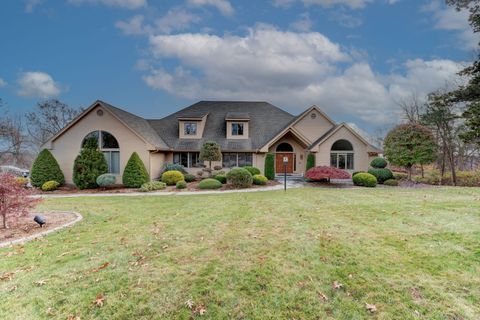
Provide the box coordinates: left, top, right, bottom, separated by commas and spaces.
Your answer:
225, 112, 250, 120
148, 101, 295, 151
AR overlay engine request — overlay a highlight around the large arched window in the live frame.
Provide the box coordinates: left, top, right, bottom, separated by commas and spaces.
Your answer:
82, 131, 120, 174
330, 139, 354, 170
276, 142, 294, 152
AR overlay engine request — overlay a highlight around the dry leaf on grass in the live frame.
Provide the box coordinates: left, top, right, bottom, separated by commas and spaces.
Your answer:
185, 299, 194, 309
318, 291, 329, 301
92, 294, 106, 307
1, 272, 14, 281
34, 279, 47, 286
193, 304, 207, 316
7, 285, 17, 292
365, 303, 377, 313
332, 281, 343, 290
67, 315, 80, 320
90, 262, 110, 273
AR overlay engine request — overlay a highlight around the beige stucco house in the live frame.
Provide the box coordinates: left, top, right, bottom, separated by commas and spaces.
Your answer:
43, 100, 381, 184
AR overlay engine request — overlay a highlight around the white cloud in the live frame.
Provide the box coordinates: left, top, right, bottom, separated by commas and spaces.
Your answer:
303, 0, 373, 9
290, 12, 313, 32
0, 78, 6, 88
67, 0, 147, 9
141, 25, 464, 125
187, 0, 234, 16
115, 15, 148, 35
25, 0, 43, 13
272, 0, 296, 8
17, 72, 61, 98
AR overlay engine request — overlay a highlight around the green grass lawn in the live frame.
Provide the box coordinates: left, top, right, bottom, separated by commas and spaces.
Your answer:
1, 187, 479, 319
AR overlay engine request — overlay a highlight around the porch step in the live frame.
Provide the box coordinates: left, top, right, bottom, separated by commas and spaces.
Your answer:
275, 174, 305, 181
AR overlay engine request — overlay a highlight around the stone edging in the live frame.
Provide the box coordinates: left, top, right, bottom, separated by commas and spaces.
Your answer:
0, 211, 83, 248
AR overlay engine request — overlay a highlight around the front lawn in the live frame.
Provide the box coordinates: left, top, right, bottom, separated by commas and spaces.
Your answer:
1, 188, 479, 319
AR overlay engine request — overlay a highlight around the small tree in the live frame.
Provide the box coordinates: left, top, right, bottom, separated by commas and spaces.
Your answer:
306, 153, 315, 171
30, 149, 65, 187
73, 138, 108, 189
384, 124, 437, 179
123, 152, 149, 188
199, 141, 221, 170
0, 173, 40, 229
264, 153, 275, 180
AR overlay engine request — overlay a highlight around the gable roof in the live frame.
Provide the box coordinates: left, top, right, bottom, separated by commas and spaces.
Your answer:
148, 101, 294, 151
308, 122, 380, 151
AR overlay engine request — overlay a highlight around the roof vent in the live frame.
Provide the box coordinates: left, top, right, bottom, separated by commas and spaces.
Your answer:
310, 113, 316, 119
97, 109, 104, 117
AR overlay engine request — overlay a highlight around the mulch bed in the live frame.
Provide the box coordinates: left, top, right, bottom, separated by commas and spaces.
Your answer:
0, 212, 77, 244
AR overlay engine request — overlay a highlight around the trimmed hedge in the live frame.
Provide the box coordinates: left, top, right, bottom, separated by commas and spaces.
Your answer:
353, 172, 377, 187
243, 166, 261, 176
352, 171, 365, 177
264, 153, 275, 180
384, 179, 399, 186
96, 174, 116, 187
161, 170, 184, 185
140, 181, 166, 192
176, 180, 187, 189
30, 149, 65, 187
73, 138, 108, 189
253, 174, 268, 185
184, 174, 196, 183
368, 168, 394, 184
161, 163, 187, 174
306, 153, 315, 171
370, 157, 388, 169
214, 174, 227, 184
123, 152, 149, 188
226, 167, 253, 188
393, 172, 408, 180
41, 180, 60, 191
198, 178, 222, 189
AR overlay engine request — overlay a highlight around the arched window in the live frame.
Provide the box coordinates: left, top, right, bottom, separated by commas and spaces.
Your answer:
276, 142, 294, 152
330, 139, 354, 170
82, 131, 120, 174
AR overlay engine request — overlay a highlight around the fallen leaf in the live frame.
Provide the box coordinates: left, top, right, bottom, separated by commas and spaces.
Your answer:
365, 303, 377, 313
7, 285, 17, 292
67, 315, 80, 320
90, 262, 110, 273
45, 307, 55, 316
92, 294, 106, 307
410, 287, 423, 300
185, 299, 194, 309
318, 291, 329, 301
35, 279, 47, 286
193, 304, 207, 316
332, 281, 343, 290
0, 272, 14, 281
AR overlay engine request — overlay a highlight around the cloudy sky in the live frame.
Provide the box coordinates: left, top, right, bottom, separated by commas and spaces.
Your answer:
0, 0, 477, 132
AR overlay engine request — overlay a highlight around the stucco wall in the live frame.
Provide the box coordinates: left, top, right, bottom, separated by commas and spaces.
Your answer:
49, 106, 151, 184
293, 109, 334, 143
314, 126, 370, 172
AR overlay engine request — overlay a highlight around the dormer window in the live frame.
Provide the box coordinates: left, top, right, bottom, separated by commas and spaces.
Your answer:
231, 123, 244, 136
184, 122, 197, 135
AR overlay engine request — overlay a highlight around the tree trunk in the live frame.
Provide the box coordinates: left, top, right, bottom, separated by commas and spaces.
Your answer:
421, 164, 424, 178
407, 166, 413, 180
1, 214, 6, 229
447, 146, 457, 186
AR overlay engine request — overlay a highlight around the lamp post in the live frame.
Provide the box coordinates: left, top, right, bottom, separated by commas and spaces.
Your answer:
283, 156, 288, 192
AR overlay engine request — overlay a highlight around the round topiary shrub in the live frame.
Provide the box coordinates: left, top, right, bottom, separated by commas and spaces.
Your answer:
384, 179, 399, 186
96, 174, 116, 188
214, 174, 227, 184
253, 174, 268, 185
226, 167, 253, 188
122, 152, 149, 188
140, 181, 166, 192
41, 180, 60, 191
161, 170, 184, 185
370, 157, 388, 169
353, 173, 377, 187
184, 174, 196, 182
176, 180, 187, 189
368, 168, 394, 184
198, 178, 222, 190
30, 149, 65, 187
243, 166, 261, 176
352, 171, 365, 177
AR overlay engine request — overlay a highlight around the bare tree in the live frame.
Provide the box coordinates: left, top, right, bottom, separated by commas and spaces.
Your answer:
394, 93, 424, 124
0, 103, 31, 167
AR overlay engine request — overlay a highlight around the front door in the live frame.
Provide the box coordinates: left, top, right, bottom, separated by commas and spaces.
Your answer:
276, 153, 294, 174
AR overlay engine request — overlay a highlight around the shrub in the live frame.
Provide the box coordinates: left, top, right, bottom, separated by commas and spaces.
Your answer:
213, 165, 223, 171
212, 170, 225, 177
454, 170, 480, 187
384, 179, 399, 186
214, 174, 227, 184
184, 174, 196, 182
140, 181, 166, 192
352, 171, 365, 177
41, 180, 60, 191
305, 166, 350, 181
306, 153, 315, 171
0, 173, 40, 228
73, 138, 108, 189
393, 172, 408, 180
161, 170, 184, 185
30, 149, 65, 187
226, 167, 253, 188
198, 178, 222, 190
96, 174, 116, 188
253, 174, 268, 185
264, 153, 275, 180
15, 177, 29, 188
243, 166, 261, 176
176, 180, 187, 189
370, 157, 388, 169
122, 152, 149, 188
353, 173, 377, 187
196, 170, 204, 177
161, 163, 187, 174
368, 168, 394, 184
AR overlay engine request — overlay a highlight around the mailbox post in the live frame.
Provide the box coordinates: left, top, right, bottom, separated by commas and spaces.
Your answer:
283, 156, 288, 191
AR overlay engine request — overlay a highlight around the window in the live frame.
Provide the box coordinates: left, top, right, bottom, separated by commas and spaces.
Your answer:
82, 131, 120, 174
173, 152, 201, 168
231, 123, 244, 136
330, 139, 354, 170
184, 123, 197, 135
276, 142, 294, 152
222, 152, 253, 168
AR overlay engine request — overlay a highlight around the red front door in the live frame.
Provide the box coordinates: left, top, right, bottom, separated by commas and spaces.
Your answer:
276, 153, 294, 174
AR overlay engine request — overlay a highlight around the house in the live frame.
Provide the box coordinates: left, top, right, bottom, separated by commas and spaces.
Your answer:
43, 100, 381, 184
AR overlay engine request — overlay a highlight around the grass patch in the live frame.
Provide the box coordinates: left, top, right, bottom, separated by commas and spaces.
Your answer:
1, 187, 479, 319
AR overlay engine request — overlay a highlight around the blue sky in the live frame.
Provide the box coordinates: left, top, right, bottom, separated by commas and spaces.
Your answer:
0, 0, 477, 132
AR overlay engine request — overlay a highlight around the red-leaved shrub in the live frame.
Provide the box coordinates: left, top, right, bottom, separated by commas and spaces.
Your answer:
0, 173, 40, 229
305, 166, 351, 181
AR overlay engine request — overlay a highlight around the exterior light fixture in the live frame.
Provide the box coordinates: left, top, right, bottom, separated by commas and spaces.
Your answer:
34, 215, 46, 227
